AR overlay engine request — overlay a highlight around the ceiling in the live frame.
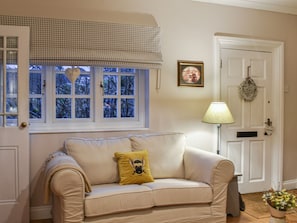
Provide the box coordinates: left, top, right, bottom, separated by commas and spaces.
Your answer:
192, 0, 297, 15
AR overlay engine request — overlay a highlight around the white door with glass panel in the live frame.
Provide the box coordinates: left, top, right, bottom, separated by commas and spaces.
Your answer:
220, 48, 273, 194
0, 25, 30, 223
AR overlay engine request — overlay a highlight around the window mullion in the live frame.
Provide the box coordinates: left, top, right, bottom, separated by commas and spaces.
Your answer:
72, 78, 75, 119
117, 73, 121, 119
94, 67, 102, 122
45, 66, 54, 124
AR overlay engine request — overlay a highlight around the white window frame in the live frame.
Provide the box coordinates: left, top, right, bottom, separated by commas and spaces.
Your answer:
29, 66, 149, 133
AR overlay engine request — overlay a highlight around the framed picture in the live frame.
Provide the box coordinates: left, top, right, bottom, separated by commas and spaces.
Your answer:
177, 60, 204, 87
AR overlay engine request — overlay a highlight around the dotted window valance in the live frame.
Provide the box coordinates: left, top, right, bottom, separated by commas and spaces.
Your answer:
0, 15, 162, 68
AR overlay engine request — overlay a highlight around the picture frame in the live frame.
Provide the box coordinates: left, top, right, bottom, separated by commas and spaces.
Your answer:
177, 60, 204, 87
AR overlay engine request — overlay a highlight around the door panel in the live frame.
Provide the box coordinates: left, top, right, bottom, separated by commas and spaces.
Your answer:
220, 48, 272, 193
249, 140, 265, 181
226, 141, 243, 174
0, 147, 17, 200
0, 25, 30, 223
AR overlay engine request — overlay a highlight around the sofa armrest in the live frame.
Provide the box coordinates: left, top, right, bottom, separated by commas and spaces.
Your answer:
50, 169, 85, 223
44, 151, 91, 223
184, 146, 234, 216
184, 146, 234, 185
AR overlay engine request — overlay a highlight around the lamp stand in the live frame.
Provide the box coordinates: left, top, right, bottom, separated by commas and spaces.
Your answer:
217, 124, 222, 155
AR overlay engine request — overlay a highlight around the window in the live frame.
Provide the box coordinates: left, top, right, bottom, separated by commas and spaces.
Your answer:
29, 65, 149, 133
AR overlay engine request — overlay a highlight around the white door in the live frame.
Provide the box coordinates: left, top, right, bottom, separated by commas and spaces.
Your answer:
220, 48, 273, 194
0, 25, 30, 223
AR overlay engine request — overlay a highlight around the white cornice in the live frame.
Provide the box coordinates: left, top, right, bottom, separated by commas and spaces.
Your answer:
192, 0, 297, 15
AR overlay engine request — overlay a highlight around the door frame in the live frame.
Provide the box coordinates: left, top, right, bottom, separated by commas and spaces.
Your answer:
214, 34, 284, 190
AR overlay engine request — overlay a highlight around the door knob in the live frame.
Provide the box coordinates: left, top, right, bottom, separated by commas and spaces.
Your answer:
20, 122, 28, 128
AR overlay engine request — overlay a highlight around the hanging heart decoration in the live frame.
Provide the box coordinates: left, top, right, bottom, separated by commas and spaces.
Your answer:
65, 67, 80, 83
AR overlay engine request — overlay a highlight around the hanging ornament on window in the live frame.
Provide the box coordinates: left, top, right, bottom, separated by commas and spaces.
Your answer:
239, 65, 258, 102
65, 67, 80, 83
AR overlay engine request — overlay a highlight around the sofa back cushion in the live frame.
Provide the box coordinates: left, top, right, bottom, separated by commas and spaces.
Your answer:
64, 137, 131, 185
130, 132, 185, 178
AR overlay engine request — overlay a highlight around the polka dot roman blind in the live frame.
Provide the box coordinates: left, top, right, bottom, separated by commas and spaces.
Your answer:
0, 15, 162, 68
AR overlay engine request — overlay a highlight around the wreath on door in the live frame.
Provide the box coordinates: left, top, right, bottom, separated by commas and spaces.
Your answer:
239, 66, 258, 102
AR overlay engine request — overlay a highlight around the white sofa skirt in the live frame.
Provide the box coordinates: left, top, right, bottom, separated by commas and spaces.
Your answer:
83, 204, 226, 223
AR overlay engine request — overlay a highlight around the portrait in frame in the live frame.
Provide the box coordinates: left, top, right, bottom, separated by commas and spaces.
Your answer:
177, 60, 204, 87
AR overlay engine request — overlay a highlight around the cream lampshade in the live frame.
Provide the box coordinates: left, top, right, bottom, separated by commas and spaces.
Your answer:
202, 102, 234, 154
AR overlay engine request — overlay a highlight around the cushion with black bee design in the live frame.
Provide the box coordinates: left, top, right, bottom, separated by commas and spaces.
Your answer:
114, 150, 154, 185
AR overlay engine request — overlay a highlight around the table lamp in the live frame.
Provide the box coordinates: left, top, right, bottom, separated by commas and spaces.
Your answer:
202, 102, 234, 154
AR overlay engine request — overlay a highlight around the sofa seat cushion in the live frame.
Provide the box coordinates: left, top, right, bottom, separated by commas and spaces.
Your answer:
84, 183, 153, 217
143, 178, 212, 206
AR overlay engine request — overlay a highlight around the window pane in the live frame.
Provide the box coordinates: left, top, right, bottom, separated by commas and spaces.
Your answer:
120, 68, 135, 73
75, 98, 90, 118
6, 98, 17, 113
30, 98, 42, 119
6, 115, 17, 127
121, 76, 135, 95
0, 37, 3, 48
75, 74, 90, 95
56, 98, 71, 118
30, 65, 43, 71
121, 99, 135, 117
30, 72, 42, 94
103, 98, 117, 118
103, 67, 118, 73
56, 73, 71, 95
6, 51, 17, 65
103, 75, 117, 95
6, 37, 18, 48
6, 71, 18, 95
55, 66, 68, 72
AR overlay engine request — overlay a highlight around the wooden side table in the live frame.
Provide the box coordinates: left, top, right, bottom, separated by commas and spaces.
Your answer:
226, 174, 242, 217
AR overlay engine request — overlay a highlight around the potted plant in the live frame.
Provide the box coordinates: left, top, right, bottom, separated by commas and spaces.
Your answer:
262, 189, 297, 218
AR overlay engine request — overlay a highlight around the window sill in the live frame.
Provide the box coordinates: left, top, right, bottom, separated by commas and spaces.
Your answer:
29, 122, 148, 134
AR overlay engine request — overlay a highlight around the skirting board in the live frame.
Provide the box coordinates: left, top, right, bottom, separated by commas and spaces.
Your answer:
283, 179, 297, 190
30, 205, 51, 220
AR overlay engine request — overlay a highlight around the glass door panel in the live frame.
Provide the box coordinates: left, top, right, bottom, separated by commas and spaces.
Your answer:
0, 36, 19, 127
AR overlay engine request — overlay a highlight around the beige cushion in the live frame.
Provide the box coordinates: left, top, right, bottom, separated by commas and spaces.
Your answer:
84, 184, 153, 217
130, 132, 186, 178
64, 137, 131, 185
143, 178, 212, 206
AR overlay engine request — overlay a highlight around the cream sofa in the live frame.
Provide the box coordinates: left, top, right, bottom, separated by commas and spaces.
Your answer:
44, 132, 234, 223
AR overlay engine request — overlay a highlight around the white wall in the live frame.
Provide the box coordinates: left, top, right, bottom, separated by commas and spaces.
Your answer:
1, 0, 297, 208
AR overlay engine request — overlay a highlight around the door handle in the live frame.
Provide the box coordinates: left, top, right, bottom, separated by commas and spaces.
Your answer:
264, 118, 273, 136
20, 122, 28, 128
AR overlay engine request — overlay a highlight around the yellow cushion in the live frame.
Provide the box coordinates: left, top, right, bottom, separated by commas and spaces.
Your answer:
115, 150, 154, 185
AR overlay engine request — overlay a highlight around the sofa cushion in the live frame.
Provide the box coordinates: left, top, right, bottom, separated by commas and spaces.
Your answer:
114, 150, 154, 185
84, 184, 153, 217
143, 178, 212, 206
130, 132, 186, 178
64, 137, 131, 185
